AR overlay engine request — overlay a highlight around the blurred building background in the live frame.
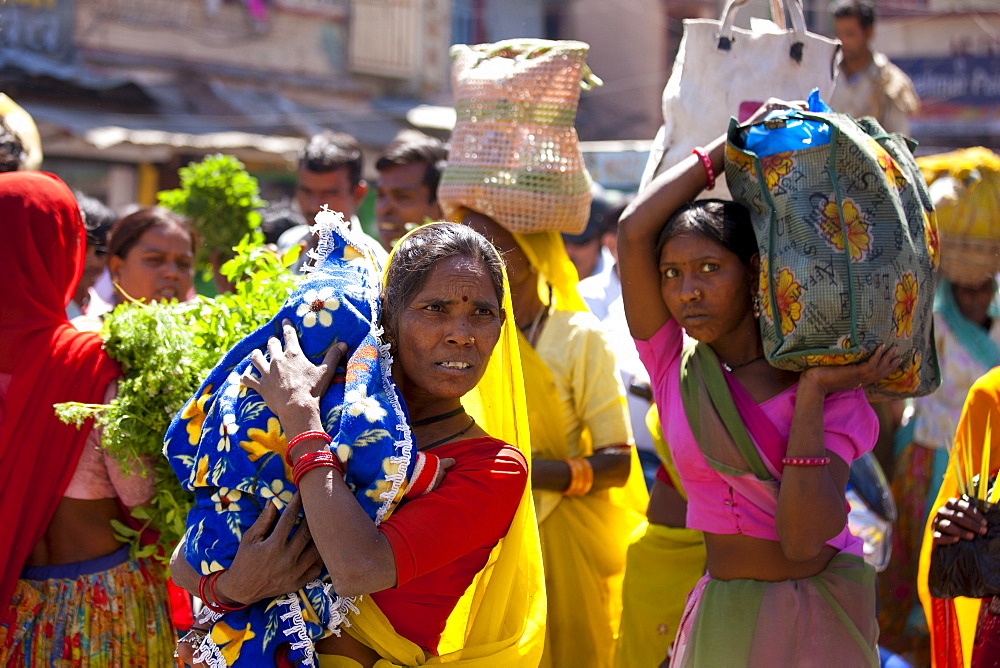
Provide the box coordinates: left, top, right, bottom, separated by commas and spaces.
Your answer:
0, 0, 997, 207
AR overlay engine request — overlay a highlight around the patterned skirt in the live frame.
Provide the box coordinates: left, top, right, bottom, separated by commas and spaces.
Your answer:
0, 545, 176, 667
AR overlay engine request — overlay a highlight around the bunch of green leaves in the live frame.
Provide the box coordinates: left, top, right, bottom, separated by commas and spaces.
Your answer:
157, 154, 266, 272
56, 239, 300, 564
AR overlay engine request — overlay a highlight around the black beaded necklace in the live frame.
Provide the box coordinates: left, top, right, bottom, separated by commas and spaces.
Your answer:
410, 405, 466, 427
721, 354, 766, 373
419, 417, 477, 452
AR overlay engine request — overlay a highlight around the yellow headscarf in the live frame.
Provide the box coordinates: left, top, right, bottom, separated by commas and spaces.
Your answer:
511, 230, 588, 313
338, 223, 546, 667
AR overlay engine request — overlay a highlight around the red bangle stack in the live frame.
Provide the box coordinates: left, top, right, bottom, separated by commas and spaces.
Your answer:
292, 450, 345, 487
692, 146, 716, 190
198, 570, 249, 613
284, 430, 333, 467
404, 452, 442, 500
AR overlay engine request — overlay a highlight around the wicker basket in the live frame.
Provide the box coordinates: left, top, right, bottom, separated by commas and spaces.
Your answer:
439, 39, 598, 235
939, 234, 1000, 287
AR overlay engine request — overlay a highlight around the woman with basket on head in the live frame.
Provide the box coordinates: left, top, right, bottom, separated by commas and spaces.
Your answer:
881, 147, 1000, 657
617, 96, 938, 662
438, 39, 648, 667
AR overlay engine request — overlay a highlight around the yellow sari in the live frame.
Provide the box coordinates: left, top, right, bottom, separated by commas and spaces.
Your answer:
918, 366, 1000, 667
615, 407, 706, 668
515, 231, 647, 668
321, 224, 546, 667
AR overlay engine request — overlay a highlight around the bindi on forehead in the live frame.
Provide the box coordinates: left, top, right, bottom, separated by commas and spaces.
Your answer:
462, 295, 469, 302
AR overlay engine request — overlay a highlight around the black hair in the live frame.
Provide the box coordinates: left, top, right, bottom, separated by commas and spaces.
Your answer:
656, 199, 757, 266
74, 191, 117, 249
108, 207, 198, 260
832, 0, 876, 29
259, 200, 306, 246
0, 117, 25, 173
382, 223, 504, 344
299, 131, 363, 187
375, 136, 448, 201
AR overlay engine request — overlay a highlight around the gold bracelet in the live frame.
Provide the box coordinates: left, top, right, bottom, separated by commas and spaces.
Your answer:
563, 457, 594, 496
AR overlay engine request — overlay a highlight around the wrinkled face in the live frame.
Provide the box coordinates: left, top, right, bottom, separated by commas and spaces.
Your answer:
375, 162, 442, 251
953, 280, 995, 328
659, 231, 755, 345
392, 255, 504, 405
295, 167, 365, 223
834, 16, 873, 64
108, 223, 194, 303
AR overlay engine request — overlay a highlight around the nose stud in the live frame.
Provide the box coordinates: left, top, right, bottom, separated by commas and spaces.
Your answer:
693, 289, 702, 298
469, 337, 476, 344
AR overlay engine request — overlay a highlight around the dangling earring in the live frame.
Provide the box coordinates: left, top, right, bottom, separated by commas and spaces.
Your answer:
752, 293, 763, 319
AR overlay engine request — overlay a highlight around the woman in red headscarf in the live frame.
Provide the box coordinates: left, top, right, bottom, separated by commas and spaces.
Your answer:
0, 172, 175, 665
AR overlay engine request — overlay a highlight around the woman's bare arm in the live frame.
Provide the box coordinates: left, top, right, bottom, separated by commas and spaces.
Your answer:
776, 346, 900, 560
169, 494, 322, 606
618, 135, 725, 341
241, 322, 398, 597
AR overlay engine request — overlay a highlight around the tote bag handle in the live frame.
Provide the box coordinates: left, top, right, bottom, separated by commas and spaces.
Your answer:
717, 0, 810, 63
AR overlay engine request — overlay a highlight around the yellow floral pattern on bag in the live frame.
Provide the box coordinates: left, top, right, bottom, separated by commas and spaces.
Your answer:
869, 139, 908, 191
775, 267, 803, 336
924, 210, 940, 270
803, 336, 867, 366
726, 143, 755, 176
818, 197, 872, 261
879, 352, 922, 394
893, 273, 918, 339
762, 152, 794, 191
758, 256, 770, 318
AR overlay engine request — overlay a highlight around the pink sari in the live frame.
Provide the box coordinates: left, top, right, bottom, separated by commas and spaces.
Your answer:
670, 341, 879, 667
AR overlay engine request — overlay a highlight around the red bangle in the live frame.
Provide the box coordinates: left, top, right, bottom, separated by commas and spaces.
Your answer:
693, 146, 716, 190
292, 450, 344, 487
285, 430, 333, 467
404, 452, 441, 500
208, 570, 249, 612
781, 456, 831, 466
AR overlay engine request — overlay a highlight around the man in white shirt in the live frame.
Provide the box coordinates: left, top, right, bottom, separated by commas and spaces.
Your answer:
278, 131, 388, 268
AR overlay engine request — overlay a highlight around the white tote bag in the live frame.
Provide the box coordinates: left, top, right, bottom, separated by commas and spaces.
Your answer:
639, 0, 839, 195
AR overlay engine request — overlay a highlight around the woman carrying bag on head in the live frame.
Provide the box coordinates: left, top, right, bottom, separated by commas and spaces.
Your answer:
618, 125, 901, 665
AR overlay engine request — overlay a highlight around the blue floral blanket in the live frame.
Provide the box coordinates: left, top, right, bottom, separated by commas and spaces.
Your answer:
165, 209, 414, 667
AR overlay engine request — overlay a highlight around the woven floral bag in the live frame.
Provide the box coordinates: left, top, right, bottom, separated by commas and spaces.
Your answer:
725, 112, 941, 399
438, 39, 599, 234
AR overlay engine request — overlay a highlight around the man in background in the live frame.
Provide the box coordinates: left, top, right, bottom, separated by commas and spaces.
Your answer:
278, 131, 387, 266
828, 0, 919, 135
374, 134, 447, 251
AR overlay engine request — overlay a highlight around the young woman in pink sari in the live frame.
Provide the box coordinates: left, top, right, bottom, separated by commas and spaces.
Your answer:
618, 131, 901, 666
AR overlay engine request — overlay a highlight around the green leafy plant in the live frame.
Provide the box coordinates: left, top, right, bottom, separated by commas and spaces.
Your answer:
56, 239, 300, 564
157, 154, 267, 272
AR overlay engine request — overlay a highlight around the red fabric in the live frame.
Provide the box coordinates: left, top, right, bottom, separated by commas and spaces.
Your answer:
168, 578, 194, 631
0, 172, 121, 622
373, 436, 527, 653
655, 463, 674, 487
